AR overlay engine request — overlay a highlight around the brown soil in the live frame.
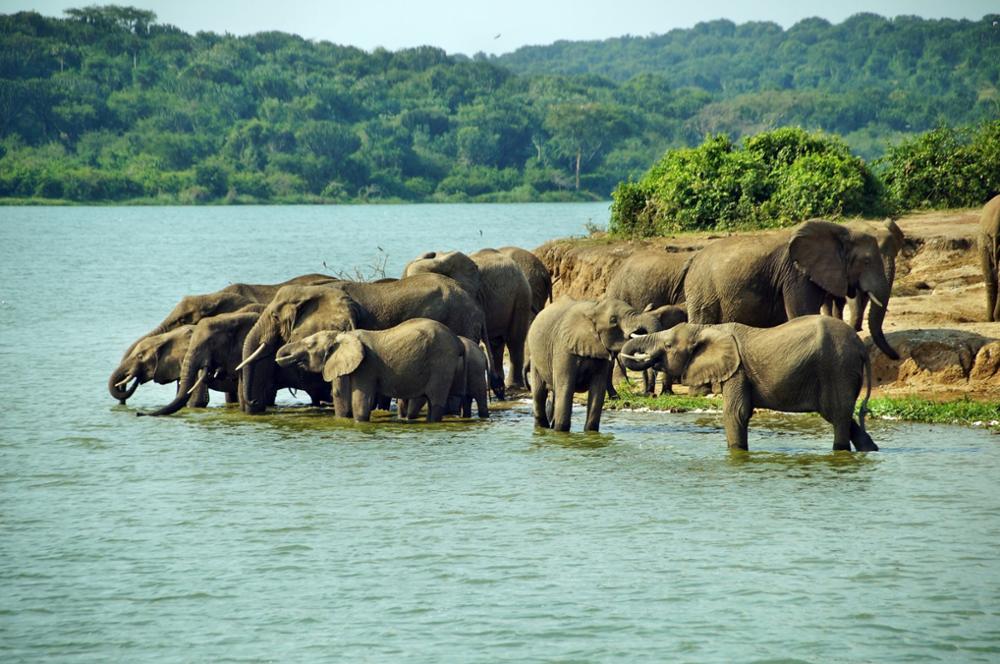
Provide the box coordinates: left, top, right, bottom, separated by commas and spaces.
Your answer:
534, 208, 1000, 400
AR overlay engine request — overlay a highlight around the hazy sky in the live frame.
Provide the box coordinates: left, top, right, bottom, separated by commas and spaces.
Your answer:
4, 0, 997, 55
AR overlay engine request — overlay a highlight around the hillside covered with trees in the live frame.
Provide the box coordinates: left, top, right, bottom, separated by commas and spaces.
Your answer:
1, 6, 998, 204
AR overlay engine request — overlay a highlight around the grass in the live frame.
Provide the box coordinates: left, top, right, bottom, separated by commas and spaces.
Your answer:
606, 387, 1000, 428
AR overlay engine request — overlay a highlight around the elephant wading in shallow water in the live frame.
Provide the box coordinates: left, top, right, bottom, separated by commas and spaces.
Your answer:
620, 316, 878, 452
979, 194, 1000, 322
684, 219, 900, 361
275, 319, 465, 422
527, 297, 652, 432
238, 274, 490, 414
401, 336, 491, 420
108, 274, 335, 403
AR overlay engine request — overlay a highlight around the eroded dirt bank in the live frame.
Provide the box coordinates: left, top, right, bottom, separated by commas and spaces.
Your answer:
534, 208, 1000, 401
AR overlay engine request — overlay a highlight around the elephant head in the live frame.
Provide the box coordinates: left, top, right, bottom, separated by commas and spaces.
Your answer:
789, 220, 899, 360
620, 324, 741, 386
108, 326, 195, 403
239, 284, 356, 413
277, 330, 365, 381
142, 309, 262, 416
565, 298, 654, 359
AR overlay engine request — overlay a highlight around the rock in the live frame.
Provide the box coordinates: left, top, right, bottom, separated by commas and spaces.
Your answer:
869, 329, 998, 391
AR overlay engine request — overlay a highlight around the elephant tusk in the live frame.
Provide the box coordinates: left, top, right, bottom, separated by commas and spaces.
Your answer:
235, 343, 267, 371
630, 332, 647, 339
115, 374, 135, 388
619, 352, 650, 361
868, 293, 886, 309
186, 369, 207, 396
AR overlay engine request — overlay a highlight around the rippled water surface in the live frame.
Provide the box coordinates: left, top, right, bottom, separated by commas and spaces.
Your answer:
2, 204, 999, 662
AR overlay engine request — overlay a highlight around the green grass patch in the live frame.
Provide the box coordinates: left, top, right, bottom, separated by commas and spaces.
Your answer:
604, 387, 720, 412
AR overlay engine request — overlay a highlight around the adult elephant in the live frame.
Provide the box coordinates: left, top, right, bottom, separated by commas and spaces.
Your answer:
527, 296, 653, 432
684, 219, 899, 360
499, 246, 552, 315
238, 274, 489, 414
108, 273, 336, 403
620, 316, 878, 452
827, 219, 905, 331
402, 249, 532, 391
276, 320, 465, 423
141, 308, 265, 416
605, 249, 692, 309
978, 194, 1000, 322
109, 326, 200, 406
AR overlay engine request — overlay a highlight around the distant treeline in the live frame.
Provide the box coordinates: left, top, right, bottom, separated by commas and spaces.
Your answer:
0, 6, 998, 204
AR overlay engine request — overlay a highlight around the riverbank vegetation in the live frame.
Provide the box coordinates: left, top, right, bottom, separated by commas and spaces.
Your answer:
0, 7, 998, 204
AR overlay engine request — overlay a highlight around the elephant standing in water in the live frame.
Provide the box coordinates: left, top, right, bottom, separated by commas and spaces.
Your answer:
684, 219, 899, 360
527, 297, 652, 432
108, 273, 336, 403
620, 316, 878, 452
401, 336, 491, 420
275, 319, 465, 422
979, 194, 1000, 322
239, 275, 489, 414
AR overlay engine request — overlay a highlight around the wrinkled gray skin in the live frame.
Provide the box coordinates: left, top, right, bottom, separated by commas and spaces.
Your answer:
527, 297, 651, 432
621, 316, 877, 452
402, 336, 490, 420
108, 273, 336, 403
141, 307, 265, 416
109, 326, 202, 406
685, 219, 899, 360
499, 246, 552, 315
979, 194, 1000, 322
403, 249, 532, 391
605, 249, 693, 309
606, 303, 688, 398
631, 304, 689, 396
824, 219, 905, 331
240, 275, 488, 414
275, 319, 464, 422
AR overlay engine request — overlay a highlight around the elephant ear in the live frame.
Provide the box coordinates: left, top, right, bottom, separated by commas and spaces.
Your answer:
322, 334, 365, 381
565, 306, 609, 359
883, 218, 904, 255
788, 220, 850, 298
682, 327, 741, 387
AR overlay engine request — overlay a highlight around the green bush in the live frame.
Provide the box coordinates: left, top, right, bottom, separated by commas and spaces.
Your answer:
610, 127, 881, 236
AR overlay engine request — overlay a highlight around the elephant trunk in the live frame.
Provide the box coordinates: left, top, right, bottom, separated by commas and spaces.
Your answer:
143, 347, 205, 416
619, 333, 662, 371
864, 282, 899, 361
241, 321, 276, 414
108, 365, 139, 404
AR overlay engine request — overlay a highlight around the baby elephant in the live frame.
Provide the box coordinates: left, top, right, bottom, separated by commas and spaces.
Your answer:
620, 316, 877, 452
275, 318, 464, 422
401, 336, 490, 419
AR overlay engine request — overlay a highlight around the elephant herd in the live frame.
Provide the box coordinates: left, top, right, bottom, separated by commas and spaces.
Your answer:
114, 206, 1000, 452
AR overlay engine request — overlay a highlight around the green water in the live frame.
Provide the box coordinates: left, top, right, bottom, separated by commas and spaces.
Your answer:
2, 205, 999, 662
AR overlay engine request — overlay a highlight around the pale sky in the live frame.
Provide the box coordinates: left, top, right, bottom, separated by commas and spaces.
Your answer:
3, 0, 997, 56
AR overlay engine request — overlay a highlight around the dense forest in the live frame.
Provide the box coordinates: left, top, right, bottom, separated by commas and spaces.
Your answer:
1, 6, 998, 204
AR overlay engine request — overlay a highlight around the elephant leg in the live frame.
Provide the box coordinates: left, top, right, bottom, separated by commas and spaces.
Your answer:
643, 368, 655, 395
584, 363, 610, 432
426, 402, 445, 423
659, 372, 674, 396
849, 419, 879, 452
991, 257, 1000, 322
189, 381, 209, 408
406, 397, 425, 420
460, 396, 472, 418
351, 386, 372, 422
551, 369, 576, 433
490, 338, 506, 391
721, 375, 751, 450
848, 294, 867, 332
225, 389, 239, 404
476, 392, 489, 418
333, 377, 352, 418
506, 336, 527, 389
831, 419, 852, 451
531, 366, 550, 429
605, 368, 619, 400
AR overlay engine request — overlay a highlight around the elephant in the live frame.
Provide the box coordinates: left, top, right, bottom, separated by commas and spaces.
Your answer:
620, 316, 878, 452
684, 219, 899, 360
402, 249, 532, 391
109, 273, 336, 403
275, 318, 465, 422
401, 336, 490, 420
141, 308, 266, 416
239, 274, 489, 414
526, 296, 653, 432
498, 246, 552, 315
606, 303, 688, 398
109, 325, 200, 406
979, 194, 1000, 322
824, 219, 905, 331
605, 249, 692, 309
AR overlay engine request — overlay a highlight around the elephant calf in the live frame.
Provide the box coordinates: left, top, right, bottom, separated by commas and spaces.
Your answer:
620, 316, 878, 452
527, 297, 651, 432
275, 318, 464, 422
401, 336, 490, 420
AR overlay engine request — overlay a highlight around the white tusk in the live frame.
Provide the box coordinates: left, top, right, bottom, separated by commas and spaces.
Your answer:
235, 343, 267, 371
619, 352, 650, 361
630, 332, 647, 339
868, 293, 886, 309
115, 374, 134, 388
186, 369, 207, 395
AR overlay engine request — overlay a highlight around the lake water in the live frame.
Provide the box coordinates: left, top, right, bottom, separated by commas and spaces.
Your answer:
1, 204, 999, 662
